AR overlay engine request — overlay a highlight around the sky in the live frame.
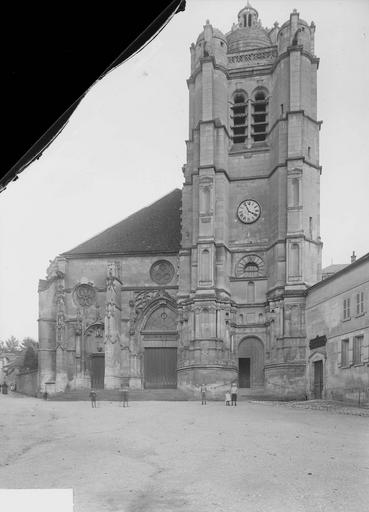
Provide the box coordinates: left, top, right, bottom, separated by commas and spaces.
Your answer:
0, 0, 368, 341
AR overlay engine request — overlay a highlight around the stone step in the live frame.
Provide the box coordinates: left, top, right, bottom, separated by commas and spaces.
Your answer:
50, 388, 192, 402
48, 387, 282, 402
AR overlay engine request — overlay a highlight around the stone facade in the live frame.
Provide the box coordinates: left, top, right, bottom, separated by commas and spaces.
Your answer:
178, 4, 321, 398
38, 4, 325, 398
306, 254, 369, 405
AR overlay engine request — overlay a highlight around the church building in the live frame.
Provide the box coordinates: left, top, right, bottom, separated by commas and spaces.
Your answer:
38, 4, 324, 399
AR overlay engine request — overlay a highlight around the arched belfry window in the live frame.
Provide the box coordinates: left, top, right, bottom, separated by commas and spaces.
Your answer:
231, 92, 247, 144
244, 262, 258, 277
252, 91, 268, 142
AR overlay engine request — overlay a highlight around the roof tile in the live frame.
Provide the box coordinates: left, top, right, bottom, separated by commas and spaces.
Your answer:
63, 189, 181, 256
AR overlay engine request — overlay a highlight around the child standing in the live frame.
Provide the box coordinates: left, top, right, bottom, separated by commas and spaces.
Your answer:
89, 388, 97, 408
230, 382, 238, 406
200, 384, 207, 405
121, 385, 129, 407
225, 390, 231, 406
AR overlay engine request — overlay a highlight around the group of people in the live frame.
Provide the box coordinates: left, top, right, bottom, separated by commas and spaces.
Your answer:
89, 385, 129, 408
88, 383, 239, 407
200, 382, 238, 406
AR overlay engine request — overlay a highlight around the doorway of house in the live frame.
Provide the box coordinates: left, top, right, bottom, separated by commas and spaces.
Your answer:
239, 358, 251, 388
313, 360, 323, 399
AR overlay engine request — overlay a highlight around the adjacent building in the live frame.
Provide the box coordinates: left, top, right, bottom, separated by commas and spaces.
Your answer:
306, 253, 369, 403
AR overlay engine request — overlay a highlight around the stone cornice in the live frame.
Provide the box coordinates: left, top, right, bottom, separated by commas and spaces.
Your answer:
268, 111, 322, 138
186, 157, 321, 185
273, 48, 320, 71
63, 251, 180, 260
187, 58, 228, 85
121, 285, 178, 292
188, 118, 232, 142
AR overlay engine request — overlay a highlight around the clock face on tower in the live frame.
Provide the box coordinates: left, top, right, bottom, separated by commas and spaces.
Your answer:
237, 199, 261, 224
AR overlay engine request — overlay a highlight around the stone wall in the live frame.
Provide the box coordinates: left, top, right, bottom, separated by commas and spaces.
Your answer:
16, 370, 39, 396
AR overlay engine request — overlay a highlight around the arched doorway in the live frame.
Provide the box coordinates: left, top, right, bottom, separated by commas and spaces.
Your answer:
84, 323, 105, 389
308, 351, 326, 399
141, 303, 178, 389
238, 337, 264, 388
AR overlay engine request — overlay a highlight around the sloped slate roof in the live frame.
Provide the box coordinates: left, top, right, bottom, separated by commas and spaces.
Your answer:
63, 189, 182, 257
322, 264, 348, 275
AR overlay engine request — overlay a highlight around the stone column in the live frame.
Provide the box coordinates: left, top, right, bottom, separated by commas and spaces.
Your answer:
104, 262, 122, 389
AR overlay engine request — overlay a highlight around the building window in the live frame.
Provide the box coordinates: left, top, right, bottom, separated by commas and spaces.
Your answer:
200, 249, 211, 282
252, 91, 268, 142
343, 298, 351, 320
356, 292, 364, 315
231, 92, 247, 144
292, 178, 299, 206
247, 281, 255, 303
341, 339, 349, 367
353, 336, 363, 365
201, 308, 210, 337
201, 186, 211, 213
290, 243, 300, 277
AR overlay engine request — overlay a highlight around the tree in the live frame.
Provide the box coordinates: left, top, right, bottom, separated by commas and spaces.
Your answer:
22, 345, 38, 371
21, 337, 39, 350
4, 336, 22, 353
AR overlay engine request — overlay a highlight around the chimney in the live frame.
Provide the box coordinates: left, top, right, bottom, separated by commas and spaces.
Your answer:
351, 251, 356, 264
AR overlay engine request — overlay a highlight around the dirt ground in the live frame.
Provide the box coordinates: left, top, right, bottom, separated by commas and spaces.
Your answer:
0, 394, 368, 512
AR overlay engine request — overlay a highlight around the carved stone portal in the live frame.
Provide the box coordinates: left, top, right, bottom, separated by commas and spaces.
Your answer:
144, 305, 177, 332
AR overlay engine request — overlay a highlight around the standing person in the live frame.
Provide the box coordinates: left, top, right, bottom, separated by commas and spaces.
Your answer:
200, 383, 207, 405
225, 390, 231, 406
230, 382, 238, 406
89, 388, 97, 408
121, 384, 129, 407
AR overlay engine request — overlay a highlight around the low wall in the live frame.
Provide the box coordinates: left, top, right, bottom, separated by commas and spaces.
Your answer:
16, 370, 39, 396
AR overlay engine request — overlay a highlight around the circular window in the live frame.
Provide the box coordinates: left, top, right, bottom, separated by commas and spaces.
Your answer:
150, 260, 175, 285
73, 284, 96, 307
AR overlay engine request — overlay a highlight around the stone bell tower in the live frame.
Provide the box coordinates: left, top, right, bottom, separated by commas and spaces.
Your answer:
177, 3, 322, 398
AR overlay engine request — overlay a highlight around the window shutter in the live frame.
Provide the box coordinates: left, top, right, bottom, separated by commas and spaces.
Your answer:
348, 337, 353, 366
337, 340, 342, 367
363, 333, 369, 363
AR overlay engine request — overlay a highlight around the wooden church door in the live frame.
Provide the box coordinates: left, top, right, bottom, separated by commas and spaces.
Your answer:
91, 353, 105, 389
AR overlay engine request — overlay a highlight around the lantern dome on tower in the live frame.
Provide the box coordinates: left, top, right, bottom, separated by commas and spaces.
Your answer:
196, 24, 226, 45
226, 2, 272, 52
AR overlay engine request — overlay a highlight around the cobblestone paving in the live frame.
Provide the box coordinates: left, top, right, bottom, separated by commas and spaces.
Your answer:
1, 394, 368, 512
252, 399, 369, 417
